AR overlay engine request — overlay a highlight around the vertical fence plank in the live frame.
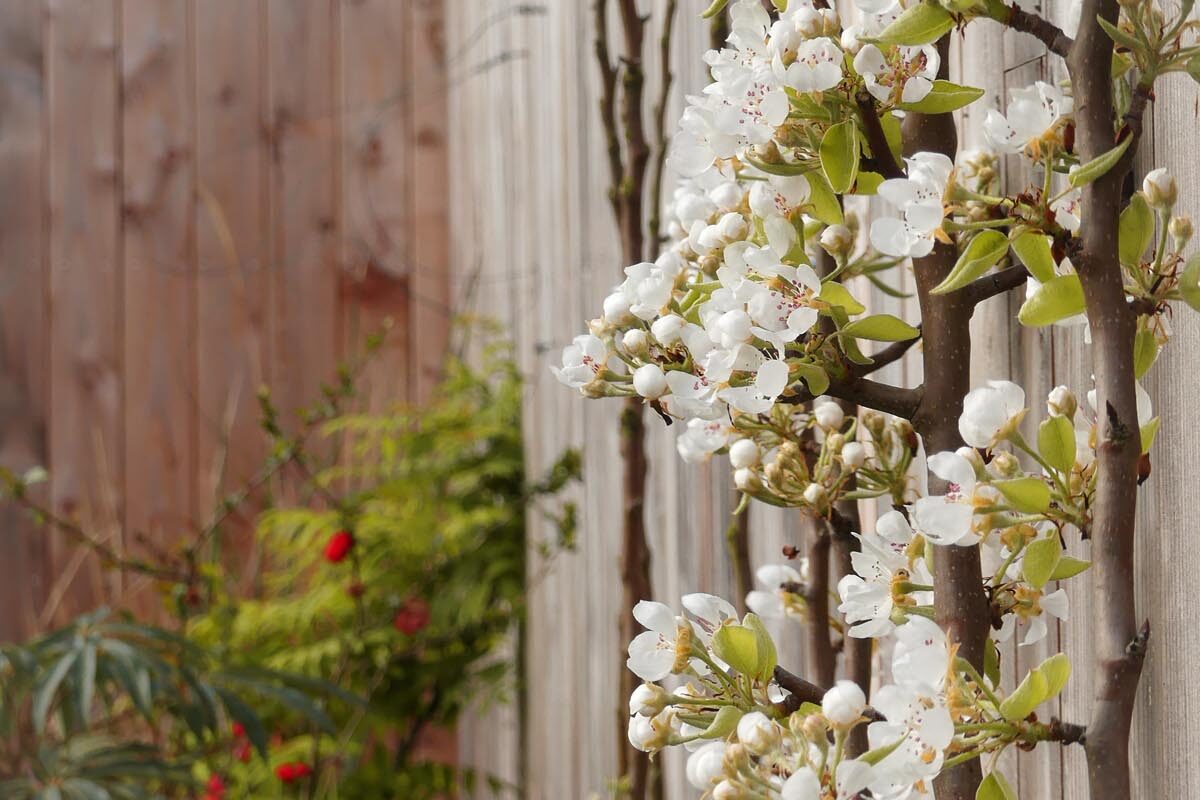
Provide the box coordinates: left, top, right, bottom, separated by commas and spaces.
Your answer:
46, 0, 123, 622
408, 0, 450, 402
0, 0, 48, 639
266, 0, 339, 423
120, 0, 194, 607
194, 0, 269, 565
339, 0, 412, 408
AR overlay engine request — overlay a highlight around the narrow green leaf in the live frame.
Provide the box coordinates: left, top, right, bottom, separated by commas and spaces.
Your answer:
1141, 417, 1160, 453
1097, 16, 1141, 51
1017, 274, 1085, 327
1011, 231, 1056, 284
994, 477, 1051, 514
75, 639, 97, 725
1178, 253, 1200, 311
701, 0, 730, 18
932, 230, 1009, 294
839, 314, 920, 342
1000, 667, 1049, 721
216, 687, 269, 760
1022, 536, 1063, 590
873, 2, 955, 46
899, 80, 985, 113
1069, 137, 1132, 187
1035, 653, 1071, 701
33, 650, 78, 735
1119, 193, 1154, 267
1038, 415, 1076, 474
1049, 555, 1091, 580
977, 771, 1018, 800
984, 638, 1002, 689
1132, 325, 1159, 379
820, 121, 860, 194
1188, 52, 1200, 84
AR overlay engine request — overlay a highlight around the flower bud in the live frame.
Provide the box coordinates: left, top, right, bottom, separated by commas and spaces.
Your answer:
633, 364, 669, 400
892, 418, 916, 449
629, 683, 669, 717
841, 441, 867, 469
800, 713, 830, 749
825, 433, 846, 453
729, 438, 761, 469
1170, 215, 1193, 249
716, 211, 748, 241
955, 445, 985, 472
603, 292, 634, 325
819, 224, 854, 257
813, 400, 845, 430
622, 328, 650, 357
1142, 168, 1177, 210
821, 680, 867, 728
862, 410, 886, 439
735, 711, 781, 757
715, 309, 754, 348
651, 314, 686, 345
802, 483, 829, 512
628, 711, 672, 753
712, 780, 747, 800
1046, 385, 1077, 418
990, 451, 1021, 478
686, 741, 728, 790
734, 467, 761, 492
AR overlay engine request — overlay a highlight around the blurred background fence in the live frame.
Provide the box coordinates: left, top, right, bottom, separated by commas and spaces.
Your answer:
0, 0, 449, 639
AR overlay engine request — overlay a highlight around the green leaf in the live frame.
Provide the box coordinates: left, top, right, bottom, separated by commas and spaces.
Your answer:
1069, 137, 1132, 188
806, 170, 844, 225
1119, 194, 1154, 267
1141, 416, 1160, 453
701, 0, 730, 18
1022, 536, 1062, 590
984, 638, 1002, 688
839, 314, 920, 342
1178, 253, 1200, 311
743, 613, 778, 682
1049, 555, 1091, 580
711, 624, 761, 677
977, 771, 1018, 800
881, 113, 903, 164
820, 121, 860, 194
1038, 415, 1076, 474
1097, 16, 1141, 51
1188, 52, 1200, 84
820, 281, 866, 314
1133, 325, 1159, 379
1000, 667, 1049, 721
793, 362, 830, 396
1011, 231, 1056, 284
932, 230, 1009, 294
994, 477, 1051, 514
873, 2, 955, 46
852, 170, 884, 195
33, 650, 78, 735
701, 706, 744, 739
216, 687, 269, 760
1017, 274, 1086, 327
899, 80, 985, 113
75, 639, 97, 725
1035, 653, 1071, 701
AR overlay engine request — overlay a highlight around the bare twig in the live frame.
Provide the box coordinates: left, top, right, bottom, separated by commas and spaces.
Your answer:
964, 265, 1029, 307
1003, 4, 1075, 58
647, 0, 678, 249
855, 90, 905, 180
781, 376, 923, 420
773, 666, 885, 721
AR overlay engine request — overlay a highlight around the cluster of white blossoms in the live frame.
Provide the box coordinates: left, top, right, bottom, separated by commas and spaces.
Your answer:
625, 591, 1072, 799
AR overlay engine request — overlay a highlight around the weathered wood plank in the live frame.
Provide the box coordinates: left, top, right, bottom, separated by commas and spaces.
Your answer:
0, 0, 48, 640
46, 0, 123, 622
121, 0, 194, 610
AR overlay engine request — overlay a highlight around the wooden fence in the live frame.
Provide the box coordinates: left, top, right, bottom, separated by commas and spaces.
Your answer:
0, 0, 449, 639
448, 1, 1200, 798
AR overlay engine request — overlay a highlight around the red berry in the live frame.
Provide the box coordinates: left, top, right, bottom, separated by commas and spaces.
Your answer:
231, 722, 246, 738
323, 530, 354, 563
393, 598, 430, 635
206, 774, 226, 793
275, 761, 312, 784
232, 740, 252, 763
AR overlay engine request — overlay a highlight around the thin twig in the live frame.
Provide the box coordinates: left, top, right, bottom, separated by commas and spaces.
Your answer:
647, 0, 678, 250
964, 265, 1029, 307
855, 90, 904, 180
1004, 4, 1075, 58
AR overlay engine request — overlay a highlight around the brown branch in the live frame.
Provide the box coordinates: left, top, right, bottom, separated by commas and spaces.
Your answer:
1068, 0, 1149, 792
782, 376, 923, 420
804, 520, 836, 687
964, 265, 1029, 307
647, 0, 678, 250
1004, 4, 1074, 58
772, 666, 885, 722
860, 330, 922, 376
594, 0, 623, 218
905, 37, 990, 800
855, 90, 905, 180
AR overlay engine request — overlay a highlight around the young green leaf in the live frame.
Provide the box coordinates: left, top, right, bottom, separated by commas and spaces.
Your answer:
794, 362, 831, 396
899, 80, 985, 113
1133, 325, 1159, 379
806, 170, 845, 225
1049, 555, 1091, 581
820, 281, 866, 314
977, 771, 1018, 800
1069, 137, 1132, 188
1038, 415, 1076, 474
1017, 274, 1085, 326
852, 170, 885, 195
873, 2, 955, 46
994, 477, 1052, 514
1119, 193, 1154, 267
1141, 417, 1160, 453
1022, 536, 1063, 590
1011, 230, 1056, 284
1097, 16, 1141, 50
821, 121, 860, 194
840, 314, 920, 342
1178, 253, 1200, 311
1188, 52, 1200, 84
999, 667, 1049, 722
932, 230, 1009, 294
701, 0, 730, 18
701, 706, 744, 739
1034, 653, 1071, 701
711, 624, 761, 677
744, 613, 778, 682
